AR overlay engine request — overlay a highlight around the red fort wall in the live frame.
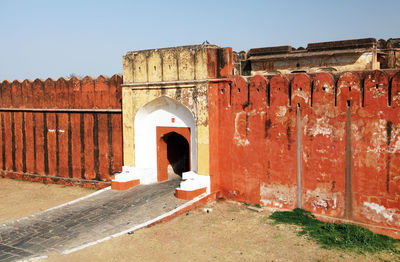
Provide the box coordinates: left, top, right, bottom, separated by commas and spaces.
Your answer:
209, 70, 400, 238
0, 75, 123, 188
1, 66, 399, 237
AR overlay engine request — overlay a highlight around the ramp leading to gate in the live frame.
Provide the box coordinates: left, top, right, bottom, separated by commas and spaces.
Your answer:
0, 179, 210, 262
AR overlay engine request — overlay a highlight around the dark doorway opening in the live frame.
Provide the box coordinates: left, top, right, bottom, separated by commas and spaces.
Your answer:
163, 132, 190, 177
156, 126, 191, 182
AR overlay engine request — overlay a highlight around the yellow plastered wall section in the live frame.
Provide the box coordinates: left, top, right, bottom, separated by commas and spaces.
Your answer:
122, 45, 220, 175
122, 87, 134, 166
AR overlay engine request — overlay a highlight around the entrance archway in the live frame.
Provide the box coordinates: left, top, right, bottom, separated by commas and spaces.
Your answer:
156, 127, 191, 182
134, 96, 196, 184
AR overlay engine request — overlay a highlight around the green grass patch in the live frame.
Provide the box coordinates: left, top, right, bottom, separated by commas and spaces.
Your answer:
269, 208, 400, 254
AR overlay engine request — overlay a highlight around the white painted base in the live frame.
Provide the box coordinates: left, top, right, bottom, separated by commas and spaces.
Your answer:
177, 171, 210, 194
114, 168, 211, 193
112, 166, 153, 184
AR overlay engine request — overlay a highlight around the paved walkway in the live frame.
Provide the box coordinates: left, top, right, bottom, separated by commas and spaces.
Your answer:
0, 179, 188, 261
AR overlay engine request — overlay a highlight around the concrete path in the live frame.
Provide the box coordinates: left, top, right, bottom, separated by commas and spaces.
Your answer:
0, 179, 188, 261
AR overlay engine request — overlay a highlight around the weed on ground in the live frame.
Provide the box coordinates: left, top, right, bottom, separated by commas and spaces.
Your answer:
269, 208, 400, 255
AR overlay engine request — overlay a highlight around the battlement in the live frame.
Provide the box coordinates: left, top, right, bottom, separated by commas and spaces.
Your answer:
122, 45, 232, 84
0, 75, 123, 188
208, 69, 400, 237
217, 70, 400, 110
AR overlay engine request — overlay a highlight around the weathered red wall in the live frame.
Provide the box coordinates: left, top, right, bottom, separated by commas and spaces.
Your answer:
0, 75, 123, 188
209, 70, 400, 237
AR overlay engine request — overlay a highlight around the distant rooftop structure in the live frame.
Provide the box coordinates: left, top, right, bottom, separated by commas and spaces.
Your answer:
238, 38, 400, 75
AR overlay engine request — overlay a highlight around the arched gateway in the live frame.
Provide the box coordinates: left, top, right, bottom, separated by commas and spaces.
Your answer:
134, 96, 196, 184
111, 44, 232, 199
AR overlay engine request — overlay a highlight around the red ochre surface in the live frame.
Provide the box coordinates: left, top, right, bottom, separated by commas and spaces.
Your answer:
0, 75, 123, 188
1, 68, 400, 238
156, 127, 191, 182
111, 179, 140, 191
208, 70, 400, 238
175, 187, 207, 200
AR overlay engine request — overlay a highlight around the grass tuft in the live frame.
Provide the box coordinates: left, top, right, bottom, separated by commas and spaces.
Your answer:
269, 208, 400, 254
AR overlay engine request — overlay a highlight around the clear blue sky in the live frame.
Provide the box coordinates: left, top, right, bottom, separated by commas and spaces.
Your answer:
0, 0, 399, 81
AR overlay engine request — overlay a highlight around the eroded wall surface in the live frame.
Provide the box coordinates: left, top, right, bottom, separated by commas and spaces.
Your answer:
209, 70, 400, 237
250, 52, 376, 75
244, 38, 400, 75
122, 45, 232, 176
0, 75, 123, 188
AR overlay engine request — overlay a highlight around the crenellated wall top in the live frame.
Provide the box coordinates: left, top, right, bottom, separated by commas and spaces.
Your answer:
122, 45, 232, 86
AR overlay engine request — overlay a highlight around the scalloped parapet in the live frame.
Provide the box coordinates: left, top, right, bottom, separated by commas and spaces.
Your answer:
0, 74, 122, 109
122, 45, 232, 84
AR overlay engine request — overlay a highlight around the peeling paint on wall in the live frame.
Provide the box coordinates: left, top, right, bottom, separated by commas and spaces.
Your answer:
210, 70, 400, 238
304, 187, 344, 216
362, 202, 400, 227
308, 117, 333, 137
234, 112, 250, 146
260, 183, 296, 208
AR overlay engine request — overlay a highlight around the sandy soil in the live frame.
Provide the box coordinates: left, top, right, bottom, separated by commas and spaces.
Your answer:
0, 178, 95, 224
47, 200, 399, 262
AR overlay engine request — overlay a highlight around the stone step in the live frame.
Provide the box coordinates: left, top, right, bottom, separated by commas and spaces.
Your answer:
175, 171, 210, 200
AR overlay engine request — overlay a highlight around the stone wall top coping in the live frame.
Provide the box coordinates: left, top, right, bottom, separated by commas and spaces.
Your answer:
125, 44, 220, 56
121, 78, 231, 87
248, 48, 371, 61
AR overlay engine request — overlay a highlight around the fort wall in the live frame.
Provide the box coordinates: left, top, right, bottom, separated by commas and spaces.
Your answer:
209, 70, 400, 237
1, 41, 399, 238
0, 75, 123, 188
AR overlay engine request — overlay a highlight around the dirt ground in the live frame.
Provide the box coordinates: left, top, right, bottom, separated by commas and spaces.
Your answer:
1, 178, 398, 262
0, 178, 95, 224
47, 202, 398, 262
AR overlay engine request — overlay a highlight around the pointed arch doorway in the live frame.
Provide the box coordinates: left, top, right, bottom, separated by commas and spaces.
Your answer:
156, 127, 191, 182
134, 96, 196, 184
